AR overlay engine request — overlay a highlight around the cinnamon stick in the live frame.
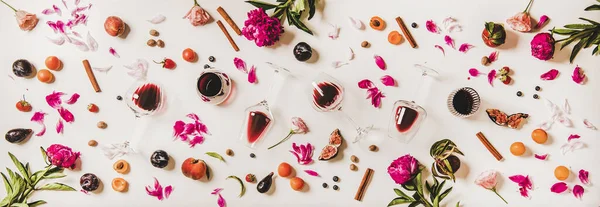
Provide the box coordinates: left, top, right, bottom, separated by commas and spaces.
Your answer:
395, 17, 417, 48
217, 6, 241, 35
82, 60, 101, 92
476, 132, 503, 161
216, 20, 239, 52
354, 168, 374, 201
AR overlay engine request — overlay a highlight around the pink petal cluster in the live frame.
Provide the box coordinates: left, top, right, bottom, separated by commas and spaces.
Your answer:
291, 117, 309, 134
572, 66, 586, 84
31, 111, 47, 136
358, 79, 385, 108
509, 175, 533, 198
540, 69, 559, 80
145, 177, 172, 200
46, 144, 80, 169
211, 188, 226, 207
16, 10, 39, 31
241, 8, 284, 47
44, 2, 92, 49
474, 170, 499, 190
233, 57, 257, 83
290, 143, 313, 165
531, 33, 555, 61
506, 12, 532, 32
183, 5, 211, 26
45, 92, 78, 134
173, 113, 210, 147
387, 154, 420, 185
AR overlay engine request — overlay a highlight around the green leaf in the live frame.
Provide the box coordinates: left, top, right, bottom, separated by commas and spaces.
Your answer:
456, 201, 461, 207
285, 8, 293, 26
408, 202, 420, 207
585, 4, 600, 11
37, 183, 76, 191
272, 7, 286, 19
287, 9, 313, 35
393, 188, 411, 199
564, 24, 597, 29
292, 0, 306, 13
579, 17, 600, 25
387, 197, 412, 206
226, 176, 245, 197
27, 200, 46, 207
425, 181, 433, 196
443, 159, 456, 182
1, 172, 12, 194
437, 179, 447, 196
570, 38, 586, 63
439, 187, 453, 201
485, 22, 495, 33
401, 183, 416, 191
0, 196, 11, 207
307, 0, 316, 20
552, 28, 577, 35
245, 0, 278, 10
8, 153, 30, 184
593, 45, 599, 55
43, 172, 66, 179
584, 32, 598, 48
205, 152, 225, 162
276, 0, 287, 2
10, 203, 28, 207
415, 172, 423, 195
39, 147, 48, 166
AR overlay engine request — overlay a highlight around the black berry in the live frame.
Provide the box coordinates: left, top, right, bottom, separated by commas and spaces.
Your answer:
208, 56, 215, 62
535, 86, 541, 91
12, 59, 34, 77
332, 176, 339, 182
411, 22, 418, 28
533, 94, 539, 99
150, 150, 170, 168
250, 153, 256, 158
332, 185, 339, 190
293, 42, 312, 62
516, 91, 523, 97
204, 64, 210, 69
322, 183, 328, 188
116, 95, 123, 101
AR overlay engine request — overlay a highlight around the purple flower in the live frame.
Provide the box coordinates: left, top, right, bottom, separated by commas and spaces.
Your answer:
241, 8, 284, 47
46, 144, 80, 169
387, 154, 420, 185
531, 32, 555, 61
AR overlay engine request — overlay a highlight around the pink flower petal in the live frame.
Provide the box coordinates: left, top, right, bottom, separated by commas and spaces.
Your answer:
374, 55, 386, 70
109, 47, 120, 58
211, 188, 223, 195
487, 70, 496, 86
583, 119, 597, 130
146, 178, 164, 200
53, 5, 62, 16
444, 35, 455, 49
290, 150, 301, 164
47, 36, 66, 45
366, 88, 379, 99
380, 75, 396, 86
92, 66, 112, 73
47, 21, 58, 33
568, 134, 580, 141
42, 8, 55, 15
579, 169, 589, 185
46, 91, 65, 109
572, 65, 585, 84
248, 66, 257, 83
65, 93, 80, 104
173, 121, 185, 137
434, 45, 445, 56
304, 170, 320, 177
535, 15, 549, 29
358, 79, 374, 89
534, 153, 548, 160
292, 143, 300, 153
371, 90, 385, 108
488, 51, 499, 62
86, 32, 98, 52
164, 185, 173, 198
195, 121, 209, 134
56, 119, 64, 134
563, 99, 571, 114
550, 182, 568, 193
458, 43, 474, 53
540, 69, 559, 80
189, 136, 205, 147
69, 37, 89, 51
217, 193, 226, 207
31, 111, 47, 136
186, 113, 200, 121
328, 24, 340, 40
61, 0, 67, 9
573, 185, 584, 199
509, 175, 527, 184
75, 0, 81, 5
469, 68, 482, 77
233, 57, 247, 73
426, 20, 440, 34
58, 107, 75, 122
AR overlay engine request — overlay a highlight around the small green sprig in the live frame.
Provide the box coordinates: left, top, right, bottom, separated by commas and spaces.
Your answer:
245, 0, 317, 35
388, 169, 454, 207
552, 0, 600, 63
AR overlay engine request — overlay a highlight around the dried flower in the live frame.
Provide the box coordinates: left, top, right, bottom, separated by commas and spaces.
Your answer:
268, 117, 309, 149
46, 144, 80, 169
506, 0, 534, 32
475, 170, 508, 204
184, 0, 210, 26
531, 33, 555, 60
579, 169, 589, 185
387, 154, 420, 185
242, 8, 283, 47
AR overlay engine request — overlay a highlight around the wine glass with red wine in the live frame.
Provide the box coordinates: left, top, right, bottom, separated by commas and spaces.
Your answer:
197, 68, 232, 105
239, 62, 291, 149
125, 81, 165, 118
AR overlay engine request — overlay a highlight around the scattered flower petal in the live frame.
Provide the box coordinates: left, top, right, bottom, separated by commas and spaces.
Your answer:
109, 47, 120, 58
56, 119, 64, 134
41, 8, 56, 15
458, 43, 474, 53
538, 120, 554, 130
86, 32, 98, 51
535, 15, 549, 29
488, 51, 499, 62
534, 154, 548, 160
58, 107, 75, 122
487, 70, 496, 86
568, 134, 581, 141
572, 66, 586, 84
31, 111, 47, 136
358, 79, 374, 89
557, 115, 573, 127
124, 59, 149, 80
348, 17, 364, 30
563, 99, 571, 114
509, 175, 527, 183
447, 24, 463, 33
164, 186, 173, 198
328, 24, 340, 40
561, 141, 584, 155
380, 75, 396, 86
579, 169, 589, 185
583, 119, 597, 130
347, 48, 354, 60
69, 37, 89, 51
469, 68, 484, 77
53, 5, 62, 16
426, 20, 440, 33
248, 66, 257, 83
189, 136, 205, 147
573, 185, 584, 199
46, 91, 65, 109
509, 175, 533, 198
211, 188, 224, 195
61, 0, 67, 9
65, 93, 80, 104
100, 141, 131, 160
290, 143, 314, 165
374, 55, 386, 70
148, 14, 166, 24
145, 177, 164, 200
217, 193, 226, 207
540, 69, 559, 80
92, 66, 112, 73
233, 57, 247, 73
331, 61, 348, 69
172, 114, 210, 147
72, 31, 82, 38
304, 170, 320, 177
434, 45, 445, 56
444, 35, 455, 48
443, 17, 461, 32
46, 36, 65, 45
370, 89, 385, 108
550, 182, 568, 193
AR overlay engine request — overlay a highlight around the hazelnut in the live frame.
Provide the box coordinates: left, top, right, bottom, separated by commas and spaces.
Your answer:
97, 121, 107, 129
350, 164, 358, 171
350, 155, 359, 163
368, 145, 378, 152
481, 56, 490, 66
88, 140, 98, 147
149, 29, 159, 37
225, 149, 234, 156
156, 40, 165, 48
361, 41, 370, 48
147, 39, 157, 47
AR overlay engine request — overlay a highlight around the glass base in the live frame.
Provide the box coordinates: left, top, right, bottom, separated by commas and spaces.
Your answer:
353, 126, 386, 149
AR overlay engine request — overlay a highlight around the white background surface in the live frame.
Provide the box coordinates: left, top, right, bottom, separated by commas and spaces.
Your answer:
0, 0, 599, 206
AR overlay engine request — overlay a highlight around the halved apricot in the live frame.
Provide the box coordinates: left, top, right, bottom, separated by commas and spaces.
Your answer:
370, 16, 386, 31
112, 178, 128, 192
388, 31, 403, 45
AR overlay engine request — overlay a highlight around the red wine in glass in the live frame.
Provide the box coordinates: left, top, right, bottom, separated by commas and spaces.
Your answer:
132, 83, 162, 112
197, 72, 223, 97
395, 106, 419, 133
312, 82, 342, 110
247, 111, 271, 144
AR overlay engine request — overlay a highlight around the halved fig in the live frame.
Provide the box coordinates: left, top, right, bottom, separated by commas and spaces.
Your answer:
318, 144, 338, 161
328, 129, 343, 147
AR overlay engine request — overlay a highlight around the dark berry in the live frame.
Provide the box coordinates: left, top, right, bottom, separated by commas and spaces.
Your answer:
333, 185, 339, 190
533, 94, 539, 99
517, 91, 523, 97
208, 56, 215, 62
116, 95, 123, 101
204, 64, 210, 69
12, 59, 34, 77
332, 176, 339, 182
535, 86, 541, 91
150, 150, 170, 168
411, 22, 418, 28
250, 153, 256, 158
293, 42, 312, 62
322, 183, 328, 188
80, 173, 100, 191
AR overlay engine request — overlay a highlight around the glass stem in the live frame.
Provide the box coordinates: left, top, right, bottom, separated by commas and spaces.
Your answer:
0, 0, 17, 12
338, 108, 368, 143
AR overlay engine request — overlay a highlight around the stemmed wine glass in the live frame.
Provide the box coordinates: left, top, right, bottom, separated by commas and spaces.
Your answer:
239, 62, 292, 149
125, 81, 165, 118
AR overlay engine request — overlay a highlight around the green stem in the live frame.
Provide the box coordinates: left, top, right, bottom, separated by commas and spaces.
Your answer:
193, 0, 199, 6
492, 188, 508, 204
414, 177, 433, 207
0, 0, 17, 12
523, 0, 534, 13
267, 130, 294, 150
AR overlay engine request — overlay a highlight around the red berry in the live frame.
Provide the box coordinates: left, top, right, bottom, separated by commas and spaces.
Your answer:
154, 58, 176, 69
245, 174, 256, 182
16, 100, 32, 112
502, 76, 512, 85
87, 104, 99, 112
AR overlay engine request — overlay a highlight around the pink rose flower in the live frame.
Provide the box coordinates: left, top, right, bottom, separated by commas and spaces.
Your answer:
46, 144, 80, 169
387, 154, 420, 185
506, 0, 534, 32
16, 10, 38, 31
183, 5, 211, 26
475, 170, 508, 204
291, 117, 309, 134
531, 32, 555, 60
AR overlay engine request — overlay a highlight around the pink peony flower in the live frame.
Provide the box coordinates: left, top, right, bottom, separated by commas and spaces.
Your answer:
241, 8, 284, 47
387, 154, 420, 185
16, 10, 38, 31
531, 33, 555, 60
183, 5, 211, 26
475, 170, 508, 204
46, 144, 80, 169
